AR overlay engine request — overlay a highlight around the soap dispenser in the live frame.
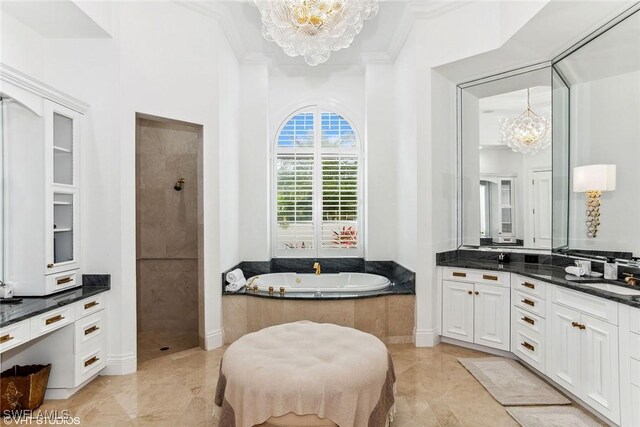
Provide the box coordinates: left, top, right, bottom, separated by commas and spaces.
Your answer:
604, 257, 618, 280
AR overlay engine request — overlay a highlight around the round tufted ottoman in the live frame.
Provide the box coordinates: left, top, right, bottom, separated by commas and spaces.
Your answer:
214, 321, 396, 427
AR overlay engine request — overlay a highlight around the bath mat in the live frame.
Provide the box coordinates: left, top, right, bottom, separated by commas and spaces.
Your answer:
458, 357, 570, 406
506, 406, 605, 427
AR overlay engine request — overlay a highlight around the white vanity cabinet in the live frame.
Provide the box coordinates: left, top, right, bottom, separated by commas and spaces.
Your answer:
5, 97, 82, 296
547, 287, 620, 425
442, 268, 511, 351
0, 293, 107, 399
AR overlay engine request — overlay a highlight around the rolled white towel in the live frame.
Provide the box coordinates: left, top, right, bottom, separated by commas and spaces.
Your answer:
565, 266, 585, 277
226, 268, 245, 284
225, 278, 246, 293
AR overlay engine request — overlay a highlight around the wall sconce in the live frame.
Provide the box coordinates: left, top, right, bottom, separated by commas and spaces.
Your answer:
573, 164, 616, 238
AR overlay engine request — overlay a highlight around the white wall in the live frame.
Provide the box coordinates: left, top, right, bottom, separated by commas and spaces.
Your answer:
219, 35, 241, 271
569, 70, 640, 254
1, 13, 45, 80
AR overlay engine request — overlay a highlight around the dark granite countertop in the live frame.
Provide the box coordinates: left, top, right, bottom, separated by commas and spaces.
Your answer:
0, 275, 110, 328
225, 282, 414, 300
437, 259, 640, 309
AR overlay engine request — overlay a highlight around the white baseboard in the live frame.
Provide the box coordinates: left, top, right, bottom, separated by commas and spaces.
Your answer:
102, 353, 137, 375
45, 374, 100, 400
415, 328, 441, 347
203, 329, 224, 350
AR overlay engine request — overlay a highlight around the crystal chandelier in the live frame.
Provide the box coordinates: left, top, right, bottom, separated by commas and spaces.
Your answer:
500, 88, 551, 155
253, 0, 379, 66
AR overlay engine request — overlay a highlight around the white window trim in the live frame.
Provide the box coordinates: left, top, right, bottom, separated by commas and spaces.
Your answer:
271, 105, 364, 258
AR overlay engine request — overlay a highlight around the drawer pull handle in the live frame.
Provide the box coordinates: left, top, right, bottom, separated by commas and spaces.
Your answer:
474, 291, 479, 295
521, 299, 535, 307
521, 342, 535, 351
521, 316, 535, 325
84, 301, 99, 310
0, 334, 14, 344
57, 277, 73, 285
453, 272, 466, 277
84, 325, 100, 336
467, 290, 472, 295
522, 282, 535, 289
572, 321, 586, 330
45, 314, 65, 325
483, 274, 498, 281
84, 356, 100, 367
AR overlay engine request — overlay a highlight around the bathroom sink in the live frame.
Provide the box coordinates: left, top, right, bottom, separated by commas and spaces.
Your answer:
580, 282, 640, 296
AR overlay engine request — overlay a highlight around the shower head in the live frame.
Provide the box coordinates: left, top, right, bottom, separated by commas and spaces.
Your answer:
174, 178, 185, 191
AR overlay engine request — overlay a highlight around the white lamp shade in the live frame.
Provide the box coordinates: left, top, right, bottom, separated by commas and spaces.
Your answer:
573, 164, 616, 192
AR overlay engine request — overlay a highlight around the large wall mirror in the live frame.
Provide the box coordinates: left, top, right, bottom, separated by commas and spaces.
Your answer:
553, 6, 640, 258
459, 66, 553, 250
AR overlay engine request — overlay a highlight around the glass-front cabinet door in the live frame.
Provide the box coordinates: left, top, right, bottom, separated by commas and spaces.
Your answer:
44, 100, 80, 274
498, 178, 515, 243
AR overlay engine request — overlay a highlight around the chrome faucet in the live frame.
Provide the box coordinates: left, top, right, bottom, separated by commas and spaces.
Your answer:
313, 262, 321, 275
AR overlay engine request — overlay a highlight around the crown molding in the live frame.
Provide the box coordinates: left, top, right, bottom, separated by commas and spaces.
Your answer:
175, 0, 473, 69
360, 52, 392, 68
0, 62, 89, 114
386, 1, 473, 62
270, 64, 364, 77
242, 52, 275, 69
173, 0, 247, 60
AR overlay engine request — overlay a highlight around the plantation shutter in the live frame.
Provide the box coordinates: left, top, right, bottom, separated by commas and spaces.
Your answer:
320, 112, 360, 251
275, 112, 315, 251
274, 108, 361, 256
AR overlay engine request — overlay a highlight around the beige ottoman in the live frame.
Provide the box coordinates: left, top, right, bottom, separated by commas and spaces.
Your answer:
215, 321, 396, 427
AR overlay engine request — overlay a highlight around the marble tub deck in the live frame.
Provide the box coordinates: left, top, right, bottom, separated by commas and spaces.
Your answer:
30, 343, 602, 426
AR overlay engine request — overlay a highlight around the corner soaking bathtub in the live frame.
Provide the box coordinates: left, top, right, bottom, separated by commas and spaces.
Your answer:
247, 273, 390, 293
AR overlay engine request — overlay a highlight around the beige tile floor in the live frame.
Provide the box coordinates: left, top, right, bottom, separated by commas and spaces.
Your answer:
137, 330, 199, 362
30, 343, 600, 426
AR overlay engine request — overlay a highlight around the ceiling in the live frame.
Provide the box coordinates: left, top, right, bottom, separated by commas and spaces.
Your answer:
215, 1, 451, 69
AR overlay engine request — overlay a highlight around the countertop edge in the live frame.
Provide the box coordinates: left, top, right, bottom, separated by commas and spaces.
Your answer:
0, 285, 110, 328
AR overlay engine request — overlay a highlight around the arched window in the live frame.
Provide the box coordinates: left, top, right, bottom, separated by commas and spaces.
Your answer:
273, 106, 363, 257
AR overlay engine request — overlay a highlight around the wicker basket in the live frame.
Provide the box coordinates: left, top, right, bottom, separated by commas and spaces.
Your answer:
0, 364, 51, 411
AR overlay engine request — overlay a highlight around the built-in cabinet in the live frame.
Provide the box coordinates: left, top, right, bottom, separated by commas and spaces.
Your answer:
1, 293, 106, 398
4, 94, 83, 295
442, 268, 511, 351
441, 267, 630, 426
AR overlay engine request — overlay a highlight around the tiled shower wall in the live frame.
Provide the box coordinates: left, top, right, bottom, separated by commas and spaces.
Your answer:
136, 118, 200, 337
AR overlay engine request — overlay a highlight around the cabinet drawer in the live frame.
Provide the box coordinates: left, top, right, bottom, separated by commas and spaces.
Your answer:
74, 311, 105, 353
513, 322, 545, 372
513, 306, 545, 334
513, 290, 546, 318
631, 307, 640, 334
0, 320, 30, 353
45, 270, 79, 294
76, 345, 106, 384
632, 358, 640, 387
76, 293, 105, 319
631, 331, 640, 362
551, 286, 618, 325
443, 268, 510, 287
30, 306, 75, 338
512, 275, 546, 299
